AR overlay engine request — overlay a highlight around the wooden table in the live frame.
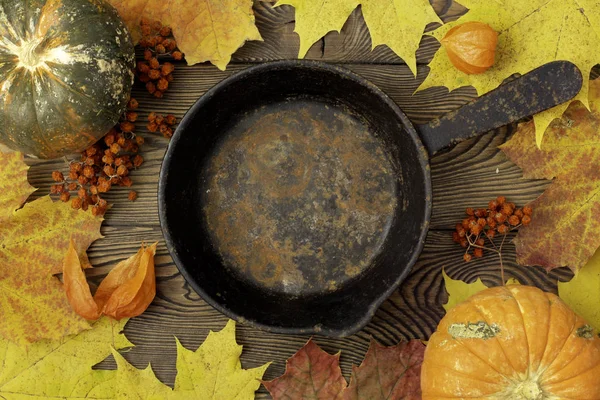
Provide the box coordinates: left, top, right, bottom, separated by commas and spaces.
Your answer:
28, 0, 573, 397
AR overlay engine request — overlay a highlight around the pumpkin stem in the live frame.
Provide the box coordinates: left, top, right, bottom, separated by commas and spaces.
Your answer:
15, 37, 45, 71
511, 378, 544, 400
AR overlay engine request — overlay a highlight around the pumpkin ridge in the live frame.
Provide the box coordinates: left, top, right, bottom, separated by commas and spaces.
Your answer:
542, 353, 600, 388
41, 64, 120, 119
440, 325, 511, 380
506, 286, 533, 381
530, 289, 552, 374
0, 5, 21, 41
423, 362, 506, 385
27, 72, 53, 153
537, 295, 579, 379
471, 295, 523, 376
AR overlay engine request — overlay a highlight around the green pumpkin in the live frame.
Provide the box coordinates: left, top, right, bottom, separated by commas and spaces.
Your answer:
0, 0, 134, 159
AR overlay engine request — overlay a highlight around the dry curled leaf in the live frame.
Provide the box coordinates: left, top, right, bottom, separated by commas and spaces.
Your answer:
94, 245, 144, 311
263, 338, 425, 400
501, 78, 600, 272
0, 151, 101, 345
62, 242, 158, 321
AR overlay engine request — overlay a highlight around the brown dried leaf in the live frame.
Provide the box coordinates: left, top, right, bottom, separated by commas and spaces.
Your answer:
263, 339, 346, 400
62, 239, 100, 320
500, 78, 600, 272
344, 340, 425, 400
263, 338, 425, 400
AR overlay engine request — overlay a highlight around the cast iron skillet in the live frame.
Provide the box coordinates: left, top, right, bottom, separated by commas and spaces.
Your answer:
158, 60, 581, 337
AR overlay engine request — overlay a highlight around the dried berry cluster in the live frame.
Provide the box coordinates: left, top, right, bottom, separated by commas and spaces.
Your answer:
50, 98, 143, 215
137, 19, 183, 98
147, 112, 177, 139
452, 196, 532, 262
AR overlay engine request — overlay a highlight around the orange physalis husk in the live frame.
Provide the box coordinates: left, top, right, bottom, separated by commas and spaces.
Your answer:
93, 245, 145, 311
102, 242, 157, 320
441, 21, 498, 74
62, 239, 101, 320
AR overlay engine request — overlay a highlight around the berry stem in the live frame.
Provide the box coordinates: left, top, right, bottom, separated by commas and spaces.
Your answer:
498, 232, 508, 284
466, 234, 499, 254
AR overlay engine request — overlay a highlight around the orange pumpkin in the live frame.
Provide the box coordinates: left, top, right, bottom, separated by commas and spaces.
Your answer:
421, 285, 600, 399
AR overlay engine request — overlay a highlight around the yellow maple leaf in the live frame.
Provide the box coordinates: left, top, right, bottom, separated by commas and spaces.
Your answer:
558, 247, 600, 331
112, 349, 172, 399
505, 277, 521, 286
0, 152, 102, 345
107, 0, 263, 70
419, 0, 600, 146
172, 319, 270, 399
443, 270, 522, 312
442, 269, 488, 312
0, 318, 131, 399
109, 320, 269, 399
276, 0, 441, 74
0, 318, 268, 399
0, 151, 35, 220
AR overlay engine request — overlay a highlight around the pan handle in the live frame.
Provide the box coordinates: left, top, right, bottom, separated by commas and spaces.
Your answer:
415, 61, 583, 155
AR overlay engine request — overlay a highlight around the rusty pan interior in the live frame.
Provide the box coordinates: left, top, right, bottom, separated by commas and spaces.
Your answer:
158, 61, 431, 336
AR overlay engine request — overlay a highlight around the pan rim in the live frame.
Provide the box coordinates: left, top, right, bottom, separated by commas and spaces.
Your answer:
158, 60, 433, 337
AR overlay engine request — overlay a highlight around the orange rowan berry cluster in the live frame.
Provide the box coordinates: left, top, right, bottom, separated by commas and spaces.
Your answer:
453, 196, 532, 262
137, 19, 182, 98
50, 98, 143, 215
147, 112, 177, 139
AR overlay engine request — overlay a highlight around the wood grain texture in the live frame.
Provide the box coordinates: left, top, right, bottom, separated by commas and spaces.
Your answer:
22, 57, 572, 398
